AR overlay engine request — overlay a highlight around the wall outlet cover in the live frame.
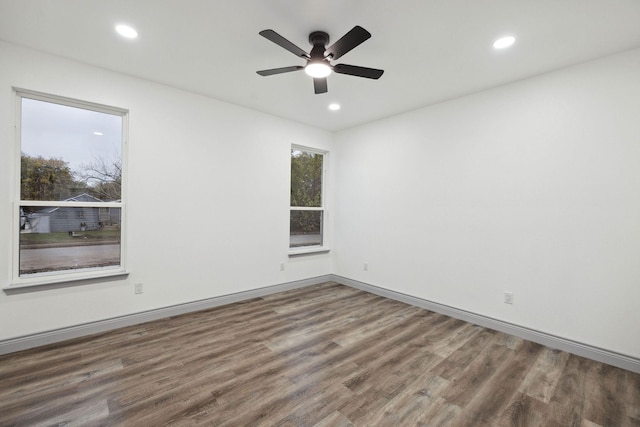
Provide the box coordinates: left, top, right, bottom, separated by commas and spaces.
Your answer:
504, 291, 513, 304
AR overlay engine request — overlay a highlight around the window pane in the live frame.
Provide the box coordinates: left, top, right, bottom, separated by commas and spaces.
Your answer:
291, 149, 323, 208
21, 98, 122, 201
19, 206, 121, 276
290, 210, 322, 248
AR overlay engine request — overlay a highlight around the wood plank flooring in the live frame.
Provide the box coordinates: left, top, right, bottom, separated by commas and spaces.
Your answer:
1, 282, 638, 426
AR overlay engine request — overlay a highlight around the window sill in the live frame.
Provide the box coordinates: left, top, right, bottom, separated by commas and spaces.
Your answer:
288, 246, 331, 257
4, 269, 129, 293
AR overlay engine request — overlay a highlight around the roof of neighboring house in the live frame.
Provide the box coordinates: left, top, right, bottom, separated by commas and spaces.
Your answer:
65, 193, 104, 203
35, 193, 106, 214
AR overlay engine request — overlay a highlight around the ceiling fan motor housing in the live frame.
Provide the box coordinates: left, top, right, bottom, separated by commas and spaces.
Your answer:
309, 31, 330, 59
309, 31, 329, 47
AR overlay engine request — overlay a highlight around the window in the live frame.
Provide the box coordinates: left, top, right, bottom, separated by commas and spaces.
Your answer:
12, 89, 127, 286
290, 146, 326, 251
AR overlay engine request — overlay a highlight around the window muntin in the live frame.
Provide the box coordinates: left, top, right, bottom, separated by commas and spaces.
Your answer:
14, 90, 126, 285
290, 147, 325, 249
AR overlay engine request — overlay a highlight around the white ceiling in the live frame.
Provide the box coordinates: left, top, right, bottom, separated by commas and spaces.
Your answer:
1, 0, 640, 131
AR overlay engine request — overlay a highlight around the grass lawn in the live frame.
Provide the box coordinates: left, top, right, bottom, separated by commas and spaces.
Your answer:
20, 229, 120, 246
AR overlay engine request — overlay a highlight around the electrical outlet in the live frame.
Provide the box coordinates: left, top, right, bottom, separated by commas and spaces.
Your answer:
363, 262, 369, 271
504, 291, 513, 304
280, 262, 285, 271
135, 283, 143, 294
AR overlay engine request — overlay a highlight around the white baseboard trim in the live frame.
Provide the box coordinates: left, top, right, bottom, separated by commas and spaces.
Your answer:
0, 275, 331, 356
332, 275, 640, 374
3, 274, 639, 374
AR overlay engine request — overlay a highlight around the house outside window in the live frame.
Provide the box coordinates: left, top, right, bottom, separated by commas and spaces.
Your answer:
290, 146, 326, 251
98, 207, 113, 225
12, 89, 127, 287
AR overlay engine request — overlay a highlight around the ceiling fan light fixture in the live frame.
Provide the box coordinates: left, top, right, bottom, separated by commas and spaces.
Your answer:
305, 62, 332, 78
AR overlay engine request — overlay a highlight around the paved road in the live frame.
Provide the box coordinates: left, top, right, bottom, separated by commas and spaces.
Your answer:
20, 244, 121, 274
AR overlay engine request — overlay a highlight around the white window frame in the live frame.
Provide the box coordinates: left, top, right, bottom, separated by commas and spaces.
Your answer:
7, 88, 128, 289
289, 144, 329, 256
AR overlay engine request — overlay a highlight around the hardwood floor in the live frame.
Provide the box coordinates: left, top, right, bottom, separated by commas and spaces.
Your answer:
1, 282, 638, 426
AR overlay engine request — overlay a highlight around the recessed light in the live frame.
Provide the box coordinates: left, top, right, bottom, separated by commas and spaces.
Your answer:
115, 24, 138, 39
93, 131, 103, 136
493, 35, 515, 50
328, 103, 341, 111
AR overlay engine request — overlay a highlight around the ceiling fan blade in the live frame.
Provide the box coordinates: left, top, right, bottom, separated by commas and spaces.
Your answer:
257, 66, 304, 76
314, 77, 328, 94
325, 26, 371, 61
333, 64, 384, 79
259, 30, 310, 59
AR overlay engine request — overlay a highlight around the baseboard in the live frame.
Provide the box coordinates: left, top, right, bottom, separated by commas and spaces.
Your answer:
331, 274, 640, 374
0, 275, 331, 356
3, 274, 639, 374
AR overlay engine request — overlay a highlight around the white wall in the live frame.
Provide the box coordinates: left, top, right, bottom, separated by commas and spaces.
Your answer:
334, 48, 640, 359
2, 39, 639, 362
0, 41, 333, 341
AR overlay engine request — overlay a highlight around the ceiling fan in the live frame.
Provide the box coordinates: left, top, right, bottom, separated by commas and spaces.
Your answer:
256, 25, 384, 94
